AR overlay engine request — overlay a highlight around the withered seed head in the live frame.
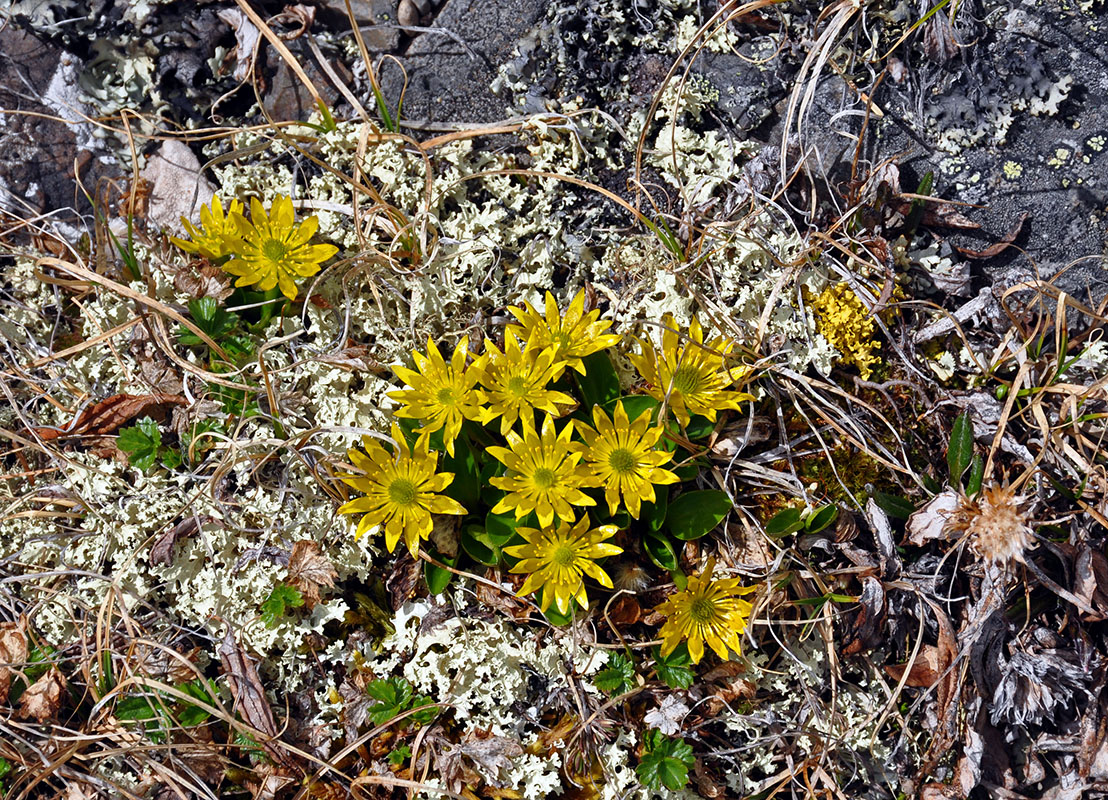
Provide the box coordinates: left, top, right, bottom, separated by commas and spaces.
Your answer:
945, 482, 1035, 565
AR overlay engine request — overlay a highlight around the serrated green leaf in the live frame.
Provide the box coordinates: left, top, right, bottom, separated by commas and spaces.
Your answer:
388, 745, 412, 765
595, 652, 635, 694
117, 417, 161, 471
765, 507, 804, 537
637, 730, 694, 791
652, 643, 694, 689
947, 411, 974, 485
666, 490, 732, 540
259, 583, 304, 626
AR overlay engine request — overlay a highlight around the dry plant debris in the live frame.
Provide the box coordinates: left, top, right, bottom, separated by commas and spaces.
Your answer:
1, 0, 1107, 798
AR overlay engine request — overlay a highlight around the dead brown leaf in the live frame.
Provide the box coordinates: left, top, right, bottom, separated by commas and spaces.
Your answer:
437, 727, 523, 792
841, 576, 886, 656
475, 578, 532, 622
150, 516, 205, 567
886, 645, 946, 688
607, 595, 641, 627
955, 213, 1029, 260
170, 260, 234, 301
18, 666, 66, 721
35, 393, 187, 441
0, 616, 29, 704
218, 631, 299, 769
287, 540, 338, 609
386, 553, 421, 610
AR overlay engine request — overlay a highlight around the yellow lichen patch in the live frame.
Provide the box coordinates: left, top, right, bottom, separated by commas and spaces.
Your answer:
1003, 160, 1023, 180
808, 284, 880, 379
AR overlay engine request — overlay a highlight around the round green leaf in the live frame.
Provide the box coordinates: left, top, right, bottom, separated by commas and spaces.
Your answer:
665, 490, 732, 540
765, 507, 804, 537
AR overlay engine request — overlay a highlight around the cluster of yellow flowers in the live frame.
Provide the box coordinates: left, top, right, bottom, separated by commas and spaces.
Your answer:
808, 283, 880, 379
338, 291, 757, 662
171, 194, 339, 301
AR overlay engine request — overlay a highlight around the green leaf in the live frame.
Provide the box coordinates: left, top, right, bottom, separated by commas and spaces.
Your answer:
643, 530, 680, 572
259, 583, 304, 627
0, 756, 12, 780
115, 695, 160, 721
117, 417, 161, 471
805, 504, 839, 534
947, 411, 974, 485
765, 507, 804, 537
575, 352, 621, 409
606, 395, 659, 422
424, 553, 455, 595
160, 448, 183, 470
594, 652, 635, 694
641, 488, 669, 533
461, 524, 500, 567
652, 643, 694, 690
872, 490, 915, 520
543, 600, 575, 627
965, 453, 984, 497
442, 437, 481, 507
484, 511, 521, 547
683, 414, 714, 440
388, 745, 412, 765
179, 298, 242, 347
637, 730, 694, 791
409, 695, 438, 725
666, 490, 732, 540
177, 679, 216, 726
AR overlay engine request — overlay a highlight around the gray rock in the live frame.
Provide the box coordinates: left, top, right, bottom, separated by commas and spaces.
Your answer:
379, 0, 547, 124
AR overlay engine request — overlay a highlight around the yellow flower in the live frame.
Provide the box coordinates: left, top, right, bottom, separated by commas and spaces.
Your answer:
506, 289, 621, 378
487, 414, 595, 528
169, 194, 244, 260
504, 515, 622, 614
337, 424, 466, 558
655, 558, 756, 663
223, 195, 339, 301
808, 283, 880, 379
628, 313, 753, 427
573, 402, 679, 518
389, 338, 486, 457
477, 331, 575, 435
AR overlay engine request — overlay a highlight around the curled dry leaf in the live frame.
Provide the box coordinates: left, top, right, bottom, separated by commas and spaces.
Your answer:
35, 393, 187, 441
150, 515, 205, 567
886, 645, 947, 688
841, 576, 886, 657
287, 540, 338, 609
437, 727, 524, 792
18, 666, 66, 722
0, 617, 29, 704
218, 631, 299, 768
907, 490, 960, 547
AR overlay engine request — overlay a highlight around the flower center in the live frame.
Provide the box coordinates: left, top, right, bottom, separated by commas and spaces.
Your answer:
388, 478, 418, 507
532, 467, 556, 489
507, 376, 528, 397
689, 596, 716, 624
608, 448, 636, 474
550, 330, 572, 350
551, 544, 576, 567
262, 238, 289, 264
436, 387, 456, 407
671, 364, 702, 396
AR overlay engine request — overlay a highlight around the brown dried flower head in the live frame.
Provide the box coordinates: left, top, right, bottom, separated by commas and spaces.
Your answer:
945, 482, 1035, 565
